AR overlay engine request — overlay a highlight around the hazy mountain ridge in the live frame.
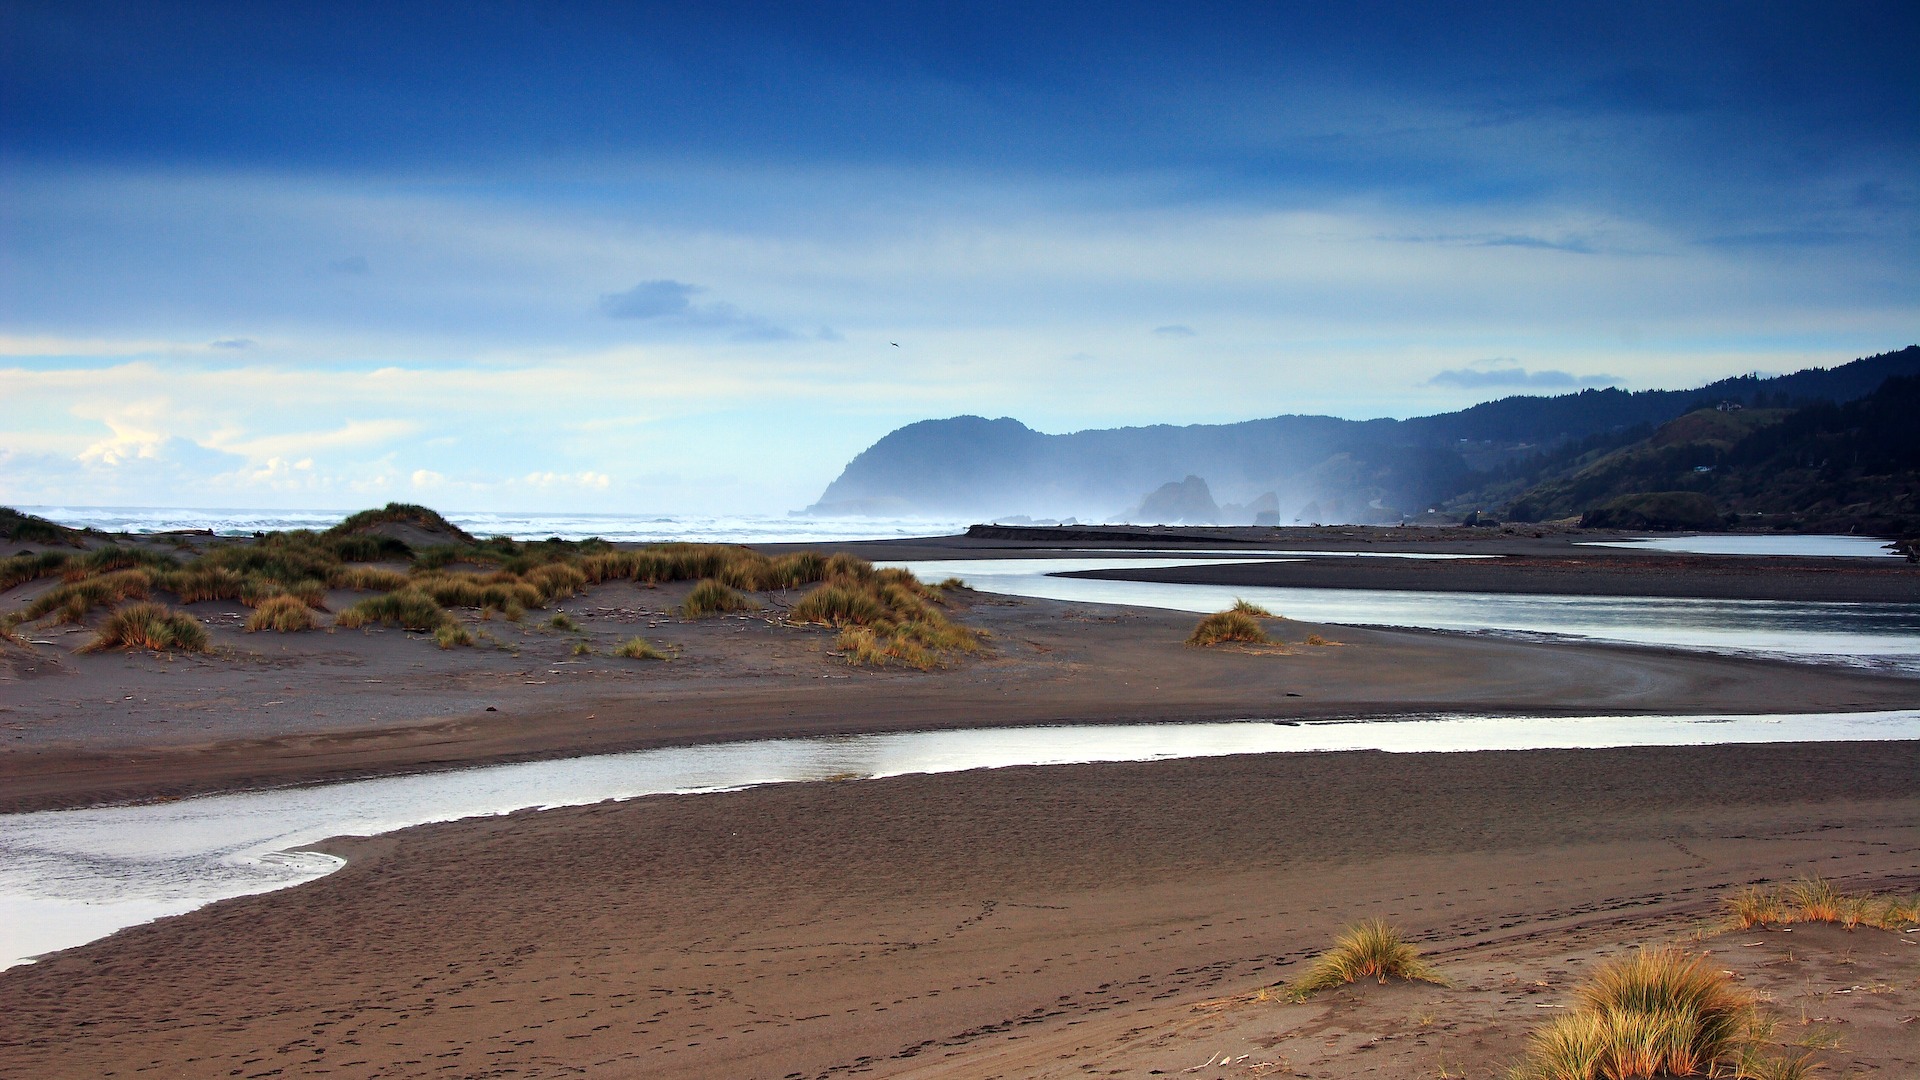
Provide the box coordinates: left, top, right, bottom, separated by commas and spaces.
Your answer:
808, 346, 1920, 525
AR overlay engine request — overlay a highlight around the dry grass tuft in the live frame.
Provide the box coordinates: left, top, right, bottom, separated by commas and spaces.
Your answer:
1510, 946, 1798, 1080
1187, 608, 1272, 646
1787, 877, 1840, 923
1, 550, 73, 592
18, 568, 155, 624
547, 611, 579, 631
66, 545, 178, 580
1722, 877, 1919, 933
1, 511, 984, 662
1726, 886, 1785, 929
790, 567, 981, 669
679, 578, 760, 618
337, 589, 451, 632
614, 636, 668, 660
246, 594, 319, 633
80, 602, 210, 653
1230, 598, 1274, 617
330, 565, 410, 592
1290, 920, 1443, 997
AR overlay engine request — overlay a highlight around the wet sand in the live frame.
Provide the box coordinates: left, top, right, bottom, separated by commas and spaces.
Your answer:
3, 742, 1917, 1078
3, 528, 1918, 1076
3, 582, 1916, 812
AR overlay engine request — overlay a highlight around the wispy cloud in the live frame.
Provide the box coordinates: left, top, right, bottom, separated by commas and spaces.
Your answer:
1152, 324, 1196, 337
598, 279, 797, 341
1427, 359, 1623, 390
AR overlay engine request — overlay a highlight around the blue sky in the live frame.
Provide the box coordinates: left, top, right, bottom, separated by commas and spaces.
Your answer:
3, 1, 1915, 513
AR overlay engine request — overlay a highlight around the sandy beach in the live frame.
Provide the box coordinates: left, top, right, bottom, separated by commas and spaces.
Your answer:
3, 527, 1918, 1077
3, 743, 1917, 1078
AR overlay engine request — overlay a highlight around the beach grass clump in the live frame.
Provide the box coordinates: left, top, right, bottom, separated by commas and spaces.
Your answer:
1509, 946, 1766, 1080
614, 636, 668, 660
547, 611, 579, 631
17, 568, 155, 624
1230, 598, 1274, 617
790, 582, 890, 625
411, 570, 544, 613
159, 564, 253, 604
790, 566, 981, 669
433, 621, 473, 648
79, 602, 210, 654
65, 545, 177, 581
1, 550, 74, 592
835, 625, 933, 668
329, 565, 410, 592
522, 561, 587, 600
1725, 886, 1785, 930
1186, 608, 1272, 647
245, 593, 320, 633
1786, 876, 1840, 923
579, 543, 833, 592
1290, 920, 1444, 998
1721, 876, 1919, 932
336, 589, 452, 632
678, 578, 760, 618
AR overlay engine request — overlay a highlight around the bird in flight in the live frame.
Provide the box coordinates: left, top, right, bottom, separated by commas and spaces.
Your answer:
890, 341, 900, 347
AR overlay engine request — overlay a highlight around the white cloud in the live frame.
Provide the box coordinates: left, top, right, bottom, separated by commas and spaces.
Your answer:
2, 163, 1914, 511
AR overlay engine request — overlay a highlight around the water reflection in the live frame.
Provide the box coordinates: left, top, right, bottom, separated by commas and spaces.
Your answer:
1581, 535, 1900, 559
5, 711, 1918, 969
890, 558, 1920, 671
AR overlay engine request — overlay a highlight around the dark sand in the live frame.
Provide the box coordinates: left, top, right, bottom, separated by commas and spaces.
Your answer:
3, 581, 1915, 812
2, 744, 1916, 1078
2, 527, 1918, 1077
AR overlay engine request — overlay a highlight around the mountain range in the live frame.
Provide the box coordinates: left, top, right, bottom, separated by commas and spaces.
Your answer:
805, 346, 1920, 531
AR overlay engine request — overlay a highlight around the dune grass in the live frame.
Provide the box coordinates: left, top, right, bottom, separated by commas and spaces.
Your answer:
1, 550, 74, 592
1722, 875, 1918, 932
13, 568, 156, 626
328, 502, 476, 543
79, 602, 210, 654
1290, 920, 1443, 998
0, 506, 979, 660
678, 578, 761, 618
1187, 608, 1273, 646
614, 636, 668, 660
336, 589, 453, 632
330, 565, 410, 592
788, 562, 982, 669
2, 506, 87, 546
1508, 946, 1782, 1080
245, 594, 319, 633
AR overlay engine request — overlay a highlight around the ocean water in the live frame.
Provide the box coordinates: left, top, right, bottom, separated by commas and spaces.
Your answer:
18, 505, 976, 545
